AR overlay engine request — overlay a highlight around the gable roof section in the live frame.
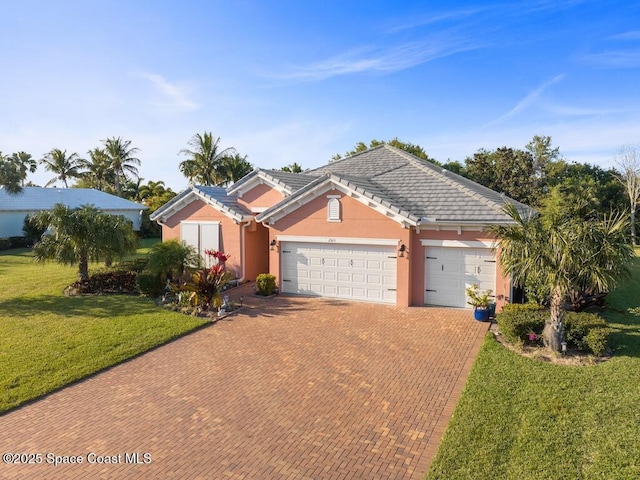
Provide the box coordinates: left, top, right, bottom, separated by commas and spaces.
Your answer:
255, 172, 421, 227
226, 169, 317, 198
306, 145, 533, 223
150, 185, 250, 224
0, 186, 146, 212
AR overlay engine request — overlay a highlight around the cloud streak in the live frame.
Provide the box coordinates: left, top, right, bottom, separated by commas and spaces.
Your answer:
582, 50, 640, 68
138, 72, 201, 111
272, 36, 483, 82
484, 74, 565, 127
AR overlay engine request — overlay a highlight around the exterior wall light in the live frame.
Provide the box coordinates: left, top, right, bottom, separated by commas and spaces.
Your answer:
270, 239, 277, 251
398, 244, 407, 257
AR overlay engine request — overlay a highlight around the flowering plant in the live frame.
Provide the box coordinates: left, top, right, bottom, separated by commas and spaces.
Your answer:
178, 250, 232, 310
204, 249, 230, 263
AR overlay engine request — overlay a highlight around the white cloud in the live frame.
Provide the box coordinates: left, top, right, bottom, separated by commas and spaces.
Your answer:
582, 50, 640, 68
607, 30, 640, 41
137, 72, 201, 111
270, 35, 483, 82
484, 74, 565, 127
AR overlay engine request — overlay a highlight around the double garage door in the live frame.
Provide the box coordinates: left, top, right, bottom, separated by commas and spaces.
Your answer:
281, 242, 397, 304
424, 246, 496, 308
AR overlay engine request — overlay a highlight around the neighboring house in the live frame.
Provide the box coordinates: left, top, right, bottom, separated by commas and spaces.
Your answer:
151, 145, 534, 309
0, 186, 147, 237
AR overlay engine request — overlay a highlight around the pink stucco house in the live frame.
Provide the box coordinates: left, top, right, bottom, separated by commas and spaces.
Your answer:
151, 145, 532, 309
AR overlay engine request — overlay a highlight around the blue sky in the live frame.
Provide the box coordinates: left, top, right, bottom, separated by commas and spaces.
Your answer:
2, 0, 639, 191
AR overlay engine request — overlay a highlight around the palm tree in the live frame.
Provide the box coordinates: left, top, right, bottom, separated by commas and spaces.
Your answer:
102, 137, 141, 197
0, 151, 23, 194
179, 132, 235, 186
40, 149, 84, 187
138, 180, 167, 203
281, 162, 303, 173
219, 153, 253, 185
491, 203, 633, 351
82, 147, 114, 192
32, 204, 138, 281
9, 151, 37, 186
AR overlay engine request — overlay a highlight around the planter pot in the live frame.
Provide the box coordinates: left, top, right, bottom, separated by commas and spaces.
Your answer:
474, 307, 490, 322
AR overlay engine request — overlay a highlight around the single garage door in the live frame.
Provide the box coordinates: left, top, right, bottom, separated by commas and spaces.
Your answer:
424, 247, 496, 308
281, 242, 397, 304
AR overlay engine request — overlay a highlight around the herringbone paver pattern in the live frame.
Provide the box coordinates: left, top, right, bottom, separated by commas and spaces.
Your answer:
0, 286, 488, 479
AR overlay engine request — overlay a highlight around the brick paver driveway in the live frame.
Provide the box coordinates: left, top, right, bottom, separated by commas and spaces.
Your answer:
0, 289, 488, 479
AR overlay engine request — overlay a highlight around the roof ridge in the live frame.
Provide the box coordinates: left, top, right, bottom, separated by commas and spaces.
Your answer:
307, 144, 389, 173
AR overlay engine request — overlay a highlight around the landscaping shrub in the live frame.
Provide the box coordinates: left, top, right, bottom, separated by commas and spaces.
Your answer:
178, 264, 232, 310
0, 238, 11, 250
583, 328, 610, 356
501, 303, 544, 313
146, 240, 199, 282
255, 273, 277, 296
69, 270, 138, 294
22, 214, 46, 246
497, 305, 546, 344
564, 311, 611, 355
9, 236, 28, 249
114, 257, 149, 273
136, 271, 164, 297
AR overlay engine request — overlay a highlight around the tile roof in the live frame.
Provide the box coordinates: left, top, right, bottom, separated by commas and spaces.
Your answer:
226, 169, 317, 196
306, 145, 533, 223
150, 185, 250, 223
0, 186, 146, 212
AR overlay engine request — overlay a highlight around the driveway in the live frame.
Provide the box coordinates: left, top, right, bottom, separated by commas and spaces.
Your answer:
0, 288, 488, 479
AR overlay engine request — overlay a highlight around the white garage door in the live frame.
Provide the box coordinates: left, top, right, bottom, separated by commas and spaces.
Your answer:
281, 242, 397, 304
424, 247, 496, 308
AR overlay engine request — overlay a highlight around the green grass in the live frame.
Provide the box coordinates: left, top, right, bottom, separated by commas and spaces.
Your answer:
0, 246, 207, 414
427, 255, 640, 479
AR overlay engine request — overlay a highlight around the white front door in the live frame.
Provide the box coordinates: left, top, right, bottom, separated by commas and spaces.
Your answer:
424, 247, 496, 308
281, 242, 397, 304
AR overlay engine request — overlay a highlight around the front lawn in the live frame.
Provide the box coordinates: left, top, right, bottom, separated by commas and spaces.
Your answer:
427, 255, 640, 479
0, 247, 207, 414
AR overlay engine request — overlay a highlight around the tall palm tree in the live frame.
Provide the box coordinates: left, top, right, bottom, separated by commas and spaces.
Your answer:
490, 203, 633, 351
0, 151, 23, 194
40, 149, 84, 187
219, 153, 253, 185
179, 132, 235, 186
82, 147, 114, 192
102, 137, 141, 197
9, 151, 37, 186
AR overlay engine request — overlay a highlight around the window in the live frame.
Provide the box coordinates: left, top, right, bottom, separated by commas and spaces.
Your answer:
327, 197, 341, 222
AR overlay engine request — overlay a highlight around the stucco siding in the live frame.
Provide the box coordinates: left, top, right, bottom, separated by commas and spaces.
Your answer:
161, 199, 243, 278
237, 184, 285, 212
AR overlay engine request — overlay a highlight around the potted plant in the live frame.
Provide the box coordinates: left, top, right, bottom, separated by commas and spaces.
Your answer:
466, 284, 495, 322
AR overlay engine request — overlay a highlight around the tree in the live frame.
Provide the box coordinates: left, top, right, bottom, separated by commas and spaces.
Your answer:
103, 137, 141, 197
79, 147, 115, 192
179, 132, 235, 186
9, 151, 37, 186
491, 203, 633, 351
32, 204, 139, 281
334, 138, 438, 163
465, 147, 536, 205
40, 149, 84, 187
525, 135, 560, 191
0, 151, 25, 194
218, 153, 253, 185
614, 145, 640, 245
281, 162, 303, 173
